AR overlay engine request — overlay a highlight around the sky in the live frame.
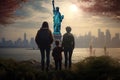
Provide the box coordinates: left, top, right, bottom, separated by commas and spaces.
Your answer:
0, 0, 120, 41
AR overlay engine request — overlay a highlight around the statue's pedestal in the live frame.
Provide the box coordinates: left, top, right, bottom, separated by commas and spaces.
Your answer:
53, 34, 62, 41
52, 34, 62, 48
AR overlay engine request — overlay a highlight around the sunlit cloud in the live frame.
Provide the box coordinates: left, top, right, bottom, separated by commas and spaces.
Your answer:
77, 0, 120, 20
0, 0, 27, 25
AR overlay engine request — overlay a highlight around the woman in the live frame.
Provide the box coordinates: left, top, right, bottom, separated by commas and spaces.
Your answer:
35, 21, 53, 71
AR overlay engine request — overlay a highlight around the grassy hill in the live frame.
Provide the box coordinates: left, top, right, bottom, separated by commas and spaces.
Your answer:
0, 56, 120, 80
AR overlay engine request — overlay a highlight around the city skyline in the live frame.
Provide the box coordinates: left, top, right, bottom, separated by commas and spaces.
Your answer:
0, 27, 120, 42
0, 28, 120, 48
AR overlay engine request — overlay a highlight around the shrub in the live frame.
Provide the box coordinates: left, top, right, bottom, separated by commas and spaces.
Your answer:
74, 56, 120, 80
0, 56, 120, 80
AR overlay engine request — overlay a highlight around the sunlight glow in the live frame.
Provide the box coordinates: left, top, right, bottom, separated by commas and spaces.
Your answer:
70, 4, 78, 12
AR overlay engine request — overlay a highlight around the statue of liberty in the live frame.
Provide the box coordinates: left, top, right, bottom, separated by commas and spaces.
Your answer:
52, 0, 64, 35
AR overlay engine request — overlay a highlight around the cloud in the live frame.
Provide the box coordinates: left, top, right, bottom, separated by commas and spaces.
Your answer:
0, 0, 28, 25
13, 0, 53, 29
15, 0, 51, 17
0, 0, 52, 26
77, 0, 120, 20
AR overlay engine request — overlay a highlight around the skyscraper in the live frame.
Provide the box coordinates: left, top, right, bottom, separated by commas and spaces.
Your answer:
106, 29, 111, 47
23, 33, 28, 47
24, 33, 27, 41
97, 29, 105, 47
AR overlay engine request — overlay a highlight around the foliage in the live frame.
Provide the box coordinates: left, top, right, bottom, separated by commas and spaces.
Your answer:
0, 56, 120, 80
74, 56, 120, 80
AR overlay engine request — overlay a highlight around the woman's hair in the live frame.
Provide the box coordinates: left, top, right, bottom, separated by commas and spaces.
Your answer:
41, 21, 49, 29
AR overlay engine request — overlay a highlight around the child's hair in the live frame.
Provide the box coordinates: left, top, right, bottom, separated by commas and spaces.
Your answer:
55, 40, 59, 46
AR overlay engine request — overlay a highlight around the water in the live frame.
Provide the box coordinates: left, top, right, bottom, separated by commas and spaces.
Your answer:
0, 48, 120, 63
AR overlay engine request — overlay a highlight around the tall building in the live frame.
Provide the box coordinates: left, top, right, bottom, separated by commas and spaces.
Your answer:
15, 38, 22, 47
23, 33, 28, 47
98, 29, 105, 39
105, 29, 111, 47
98, 29, 101, 38
111, 33, 120, 47
24, 33, 27, 41
106, 29, 111, 41
30, 37, 37, 48
97, 29, 105, 47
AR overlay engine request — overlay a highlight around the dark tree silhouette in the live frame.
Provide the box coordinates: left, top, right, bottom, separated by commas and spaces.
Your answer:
79, 0, 120, 20
0, 0, 27, 25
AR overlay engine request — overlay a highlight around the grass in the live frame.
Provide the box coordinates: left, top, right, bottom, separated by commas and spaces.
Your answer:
0, 56, 120, 80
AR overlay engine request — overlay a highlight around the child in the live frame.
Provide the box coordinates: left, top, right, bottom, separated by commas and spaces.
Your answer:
52, 40, 63, 70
